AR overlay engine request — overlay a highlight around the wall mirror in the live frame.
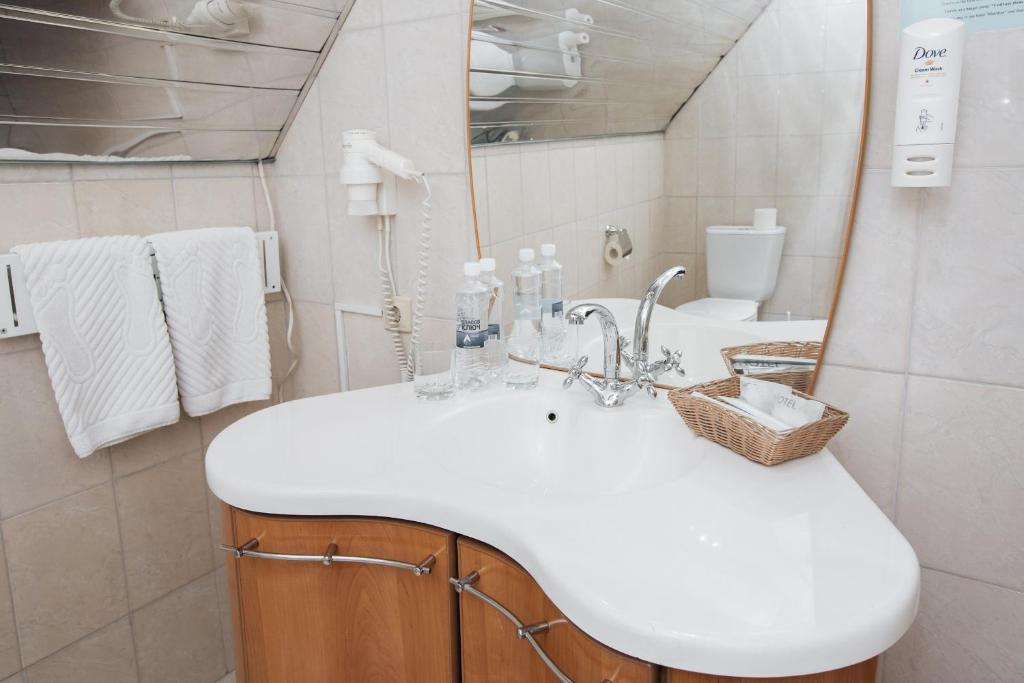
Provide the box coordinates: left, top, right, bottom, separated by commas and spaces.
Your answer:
0, 0, 353, 162
468, 0, 870, 390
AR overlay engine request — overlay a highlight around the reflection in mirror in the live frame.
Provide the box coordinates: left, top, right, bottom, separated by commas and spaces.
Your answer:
469, 0, 869, 389
0, 0, 353, 162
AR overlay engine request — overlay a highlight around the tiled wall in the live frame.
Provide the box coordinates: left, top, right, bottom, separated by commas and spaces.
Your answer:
0, 164, 285, 681
813, 1, 1024, 680
661, 0, 866, 318
471, 133, 667, 323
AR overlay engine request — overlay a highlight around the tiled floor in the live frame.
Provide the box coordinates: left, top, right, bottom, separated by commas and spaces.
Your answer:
216, 673, 235, 683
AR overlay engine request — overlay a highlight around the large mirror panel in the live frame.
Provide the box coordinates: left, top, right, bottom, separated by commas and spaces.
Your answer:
469, 0, 869, 389
0, 0, 353, 162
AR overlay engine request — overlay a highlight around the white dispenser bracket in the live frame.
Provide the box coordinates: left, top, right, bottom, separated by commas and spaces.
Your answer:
0, 230, 282, 339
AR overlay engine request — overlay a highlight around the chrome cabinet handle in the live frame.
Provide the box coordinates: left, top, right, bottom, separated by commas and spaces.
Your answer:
451, 572, 575, 683
220, 539, 436, 577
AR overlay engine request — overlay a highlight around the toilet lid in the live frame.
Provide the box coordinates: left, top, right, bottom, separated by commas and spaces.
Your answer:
676, 298, 758, 321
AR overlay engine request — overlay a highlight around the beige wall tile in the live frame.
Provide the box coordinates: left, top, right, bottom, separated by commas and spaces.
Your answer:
109, 417, 201, 479
384, 14, 468, 175
269, 83, 325, 177
132, 574, 226, 683
213, 566, 235, 669
74, 179, 176, 237
0, 351, 111, 519
4, 485, 127, 664
824, 172, 919, 372
896, 376, 1024, 591
0, 183, 78, 252
24, 617, 136, 683
814, 365, 904, 518
342, 311, 402, 390
0, 674, 22, 683
883, 569, 1024, 683
115, 453, 213, 608
381, 0, 464, 23
171, 177, 256, 231
909, 169, 1024, 387
0, 536, 19, 678
287, 302, 340, 399
258, 176, 333, 304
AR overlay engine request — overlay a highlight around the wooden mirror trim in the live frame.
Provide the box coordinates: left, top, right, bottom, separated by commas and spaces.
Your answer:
464, 0, 875, 394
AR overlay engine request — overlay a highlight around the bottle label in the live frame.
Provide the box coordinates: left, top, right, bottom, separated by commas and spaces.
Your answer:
542, 299, 564, 319
487, 323, 501, 339
456, 316, 487, 349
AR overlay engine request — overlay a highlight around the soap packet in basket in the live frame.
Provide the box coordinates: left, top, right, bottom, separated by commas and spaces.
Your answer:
668, 375, 849, 466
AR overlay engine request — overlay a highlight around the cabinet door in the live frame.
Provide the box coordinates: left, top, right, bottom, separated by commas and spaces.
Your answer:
665, 659, 878, 683
226, 510, 457, 683
456, 538, 656, 683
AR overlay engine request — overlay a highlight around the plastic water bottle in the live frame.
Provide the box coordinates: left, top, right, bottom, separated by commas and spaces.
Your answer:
478, 258, 504, 340
455, 261, 489, 390
505, 249, 541, 389
479, 258, 507, 383
538, 243, 567, 363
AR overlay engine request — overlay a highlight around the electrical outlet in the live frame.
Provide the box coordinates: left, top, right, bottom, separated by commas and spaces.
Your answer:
393, 296, 412, 333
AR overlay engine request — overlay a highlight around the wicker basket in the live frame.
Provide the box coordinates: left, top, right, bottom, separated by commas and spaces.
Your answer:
668, 376, 848, 466
720, 341, 822, 393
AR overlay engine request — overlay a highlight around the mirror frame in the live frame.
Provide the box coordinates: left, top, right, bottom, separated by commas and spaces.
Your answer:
464, 0, 874, 395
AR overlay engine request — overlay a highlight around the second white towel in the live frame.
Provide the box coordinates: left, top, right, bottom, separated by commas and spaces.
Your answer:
149, 227, 272, 417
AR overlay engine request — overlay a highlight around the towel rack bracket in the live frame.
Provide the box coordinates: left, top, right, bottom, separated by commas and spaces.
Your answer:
0, 231, 282, 340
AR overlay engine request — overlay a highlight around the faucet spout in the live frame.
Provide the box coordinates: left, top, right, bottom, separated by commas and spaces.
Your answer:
633, 266, 686, 371
568, 303, 620, 380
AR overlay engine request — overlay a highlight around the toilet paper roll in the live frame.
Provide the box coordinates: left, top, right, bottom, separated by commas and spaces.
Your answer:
604, 236, 632, 266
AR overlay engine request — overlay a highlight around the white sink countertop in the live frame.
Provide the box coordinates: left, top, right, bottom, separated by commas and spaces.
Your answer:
206, 370, 920, 678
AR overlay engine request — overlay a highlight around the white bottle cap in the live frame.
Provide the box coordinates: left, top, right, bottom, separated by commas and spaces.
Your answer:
464, 261, 481, 277
479, 257, 496, 272
518, 248, 534, 263
540, 243, 556, 257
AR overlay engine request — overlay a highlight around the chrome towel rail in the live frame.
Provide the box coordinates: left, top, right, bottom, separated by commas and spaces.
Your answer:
451, 572, 597, 683
220, 538, 437, 577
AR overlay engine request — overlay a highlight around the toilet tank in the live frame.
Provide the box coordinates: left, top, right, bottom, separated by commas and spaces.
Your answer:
705, 226, 786, 302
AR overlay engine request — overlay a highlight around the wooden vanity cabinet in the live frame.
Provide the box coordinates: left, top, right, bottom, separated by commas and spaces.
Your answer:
223, 508, 458, 683
221, 508, 878, 683
456, 538, 657, 683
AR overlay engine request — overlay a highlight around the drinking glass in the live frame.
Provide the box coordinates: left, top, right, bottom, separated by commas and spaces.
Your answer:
413, 342, 455, 400
504, 333, 540, 390
484, 336, 508, 384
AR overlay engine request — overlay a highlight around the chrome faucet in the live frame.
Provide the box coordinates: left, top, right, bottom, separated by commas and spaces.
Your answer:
563, 267, 687, 407
563, 303, 649, 408
628, 265, 687, 383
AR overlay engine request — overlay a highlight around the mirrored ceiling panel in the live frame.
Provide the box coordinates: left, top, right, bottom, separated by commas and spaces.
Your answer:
0, 0, 354, 162
470, 0, 772, 145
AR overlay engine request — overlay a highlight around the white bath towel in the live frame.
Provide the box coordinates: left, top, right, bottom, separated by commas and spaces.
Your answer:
149, 227, 271, 417
12, 236, 180, 458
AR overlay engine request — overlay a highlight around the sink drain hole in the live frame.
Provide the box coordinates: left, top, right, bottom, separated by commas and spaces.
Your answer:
546, 411, 559, 424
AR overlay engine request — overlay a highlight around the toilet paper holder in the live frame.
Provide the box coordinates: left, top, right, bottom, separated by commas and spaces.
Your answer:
604, 225, 633, 266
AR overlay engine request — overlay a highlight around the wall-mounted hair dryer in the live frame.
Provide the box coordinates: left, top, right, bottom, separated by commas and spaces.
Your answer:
339, 130, 423, 216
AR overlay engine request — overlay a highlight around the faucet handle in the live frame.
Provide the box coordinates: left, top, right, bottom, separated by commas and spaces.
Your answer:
636, 373, 658, 399
661, 346, 683, 371
563, 356, 589, 389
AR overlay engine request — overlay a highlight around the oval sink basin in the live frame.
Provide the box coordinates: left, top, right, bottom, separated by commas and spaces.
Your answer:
424, 385, 699, 495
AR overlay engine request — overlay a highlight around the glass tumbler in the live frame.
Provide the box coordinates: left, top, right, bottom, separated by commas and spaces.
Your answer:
413, 342, 455, 400
504, 333, 540, 390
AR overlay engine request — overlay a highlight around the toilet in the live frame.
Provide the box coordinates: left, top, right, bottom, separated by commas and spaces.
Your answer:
676, 226, 786, 322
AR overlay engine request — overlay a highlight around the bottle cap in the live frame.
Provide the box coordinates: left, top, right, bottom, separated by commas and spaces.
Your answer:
479, 257, 496, 272
518, 248, 534, 263
464, 261, 481, 277
540, 243, 556, 257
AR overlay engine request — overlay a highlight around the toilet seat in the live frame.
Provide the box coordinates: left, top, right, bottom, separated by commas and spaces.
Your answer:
675, 297, 758, 322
